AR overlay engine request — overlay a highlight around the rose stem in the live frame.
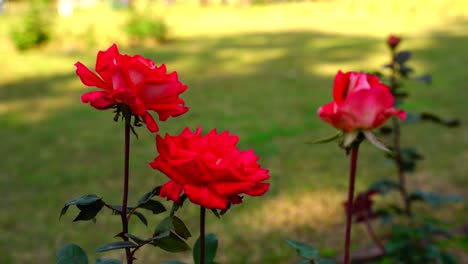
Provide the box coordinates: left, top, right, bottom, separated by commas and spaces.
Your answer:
363, 215, 385, 255
389, 50, 411, 216
344, 143, 360, 264
122, 112, 132, 264
200, 206, 206, 264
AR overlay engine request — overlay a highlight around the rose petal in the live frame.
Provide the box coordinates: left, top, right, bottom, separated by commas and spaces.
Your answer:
228, 195, 243, 204
318, 101, 357, 132
332, 70, 349, 103
75, 62, 110, 90
245, 182, 270, 196
129, 97, 146, 116
184, 184, 228, 209
81, 91, 115, 109
209, 181, 256, 196
141, 111, 159, 133
160, 180, 184, 202
338, 87, 395, 130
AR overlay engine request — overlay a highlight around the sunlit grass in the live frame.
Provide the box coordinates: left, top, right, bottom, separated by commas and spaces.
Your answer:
0, 1, 467, 263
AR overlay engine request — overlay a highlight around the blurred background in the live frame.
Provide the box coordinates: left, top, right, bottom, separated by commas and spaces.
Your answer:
0, 0, 467, 263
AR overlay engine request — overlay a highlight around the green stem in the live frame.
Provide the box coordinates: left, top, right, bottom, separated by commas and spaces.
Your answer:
392, 117, 411, 216
344, 143, 360, 264
389, 50, 411, 216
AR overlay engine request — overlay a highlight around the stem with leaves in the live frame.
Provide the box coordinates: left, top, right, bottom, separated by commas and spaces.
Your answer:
344, 141, 361, 264
389, 51, 411, 216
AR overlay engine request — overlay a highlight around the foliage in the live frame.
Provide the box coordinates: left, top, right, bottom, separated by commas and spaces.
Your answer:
286, 240, 336, 264
58, 187, 193, 261
287, 35, 464, 263
124, 12, 169, 44
358, 35, 463, 263
9, 0, 52, 51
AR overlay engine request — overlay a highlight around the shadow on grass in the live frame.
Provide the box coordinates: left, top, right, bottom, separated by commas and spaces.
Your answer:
1, 23, 468, 263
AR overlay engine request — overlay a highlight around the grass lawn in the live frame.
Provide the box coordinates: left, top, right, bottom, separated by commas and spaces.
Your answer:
0, 1, 467, 263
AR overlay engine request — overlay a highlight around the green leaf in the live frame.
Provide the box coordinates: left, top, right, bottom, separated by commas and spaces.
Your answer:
394, 51, 411, 64
64, 195, 102, 207
193, 233, 218, 264
154, 216, 173, 237
137, 186, 161, 205
138, 200, 166, 214
152, 230, 171, 240
152, 231, 190, 252
285, 239, 319, 260
95, 259, 122, 264
385, 238, 407, 254
60, 206, 70, 220
211, 209, 221, 219
440, 252, 457, 264
219, 204, 231, 216
60, 195, 103, 220
125, 233, 148, 245
95, 241, 137, 253
418, 112, 460, 127
310, 132, 341, 144
133, 211, 148, 226
400, 147, 424, 172
404, 112, 460, 127
399, 65, 414, 77
161, 261, 187, 264
316, 259, 337, 264
60, 195, 105, 222
369, 179, 400, 195
74, 200, 105, 221
394, 91, 409, 99
172, 216, 191, 239
170, 195, 188, 216
408, 191, 463, 207
75, 205, 104, 221
411, 74, 432, 85
56, 243, 88, 264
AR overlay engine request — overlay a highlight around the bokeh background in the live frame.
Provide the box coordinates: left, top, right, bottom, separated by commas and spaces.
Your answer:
1, 0, 467, 263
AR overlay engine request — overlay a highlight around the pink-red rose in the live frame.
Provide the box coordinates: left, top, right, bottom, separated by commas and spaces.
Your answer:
150, 127, 270, 210
387, 34, 401, 49
75, 44, 188, 133
318, 71, 406, 132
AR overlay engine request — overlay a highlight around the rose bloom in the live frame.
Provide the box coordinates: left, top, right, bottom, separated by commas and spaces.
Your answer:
387, 34, 401, 49
150, 127, 270, 210
318, 71, 406, 133
75, 44, 188, 132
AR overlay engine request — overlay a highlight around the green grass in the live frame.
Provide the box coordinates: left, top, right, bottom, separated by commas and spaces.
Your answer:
1, 1, 467, 263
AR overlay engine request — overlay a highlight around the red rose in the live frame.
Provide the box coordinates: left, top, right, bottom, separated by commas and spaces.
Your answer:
318, 71, 406, 133
75, 44, 188, 132
387, 34, 401, 49
150, 127, 270, 210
